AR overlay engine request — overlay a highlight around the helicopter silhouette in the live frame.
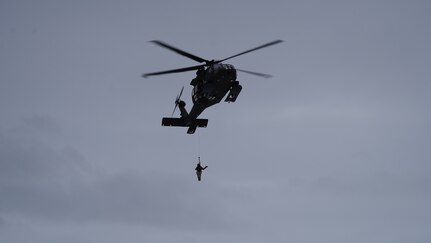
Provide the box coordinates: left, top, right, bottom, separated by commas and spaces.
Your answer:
143, 40, 283, 134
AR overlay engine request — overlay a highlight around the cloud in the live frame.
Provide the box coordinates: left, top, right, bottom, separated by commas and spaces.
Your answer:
23, 115, 62, 135
0, 116, 235, 231
308, 172, 431, 199
0, 117, 91, 185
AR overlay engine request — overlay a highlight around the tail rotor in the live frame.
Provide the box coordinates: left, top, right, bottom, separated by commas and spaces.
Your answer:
171, 86, 184, 117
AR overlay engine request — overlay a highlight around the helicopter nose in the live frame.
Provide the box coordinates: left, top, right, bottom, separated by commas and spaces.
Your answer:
226, 69, 236, 80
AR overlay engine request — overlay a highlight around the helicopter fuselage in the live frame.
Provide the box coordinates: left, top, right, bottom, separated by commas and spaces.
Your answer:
171, 63, 242, 133
189, 63, 239, 115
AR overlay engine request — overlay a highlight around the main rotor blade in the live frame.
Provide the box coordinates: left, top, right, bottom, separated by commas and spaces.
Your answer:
218, 40, 283, 63
150, 40, 208, 63
236, 69, 272, 78
142, 64, 205, 78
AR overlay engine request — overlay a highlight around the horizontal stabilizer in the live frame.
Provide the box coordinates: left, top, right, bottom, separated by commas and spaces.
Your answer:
162, 117, 208, 128
162, 117, 187, 127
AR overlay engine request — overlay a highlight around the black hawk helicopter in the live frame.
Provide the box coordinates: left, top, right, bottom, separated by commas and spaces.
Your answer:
143, 40, 283, 134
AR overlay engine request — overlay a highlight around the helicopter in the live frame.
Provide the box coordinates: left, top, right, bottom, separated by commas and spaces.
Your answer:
142, 40, 283, 134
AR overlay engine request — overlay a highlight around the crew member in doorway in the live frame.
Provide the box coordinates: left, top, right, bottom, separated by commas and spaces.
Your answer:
195, 157, 208, 181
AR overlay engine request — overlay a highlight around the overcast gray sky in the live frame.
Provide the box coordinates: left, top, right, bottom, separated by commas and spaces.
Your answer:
1, 0, 431, 242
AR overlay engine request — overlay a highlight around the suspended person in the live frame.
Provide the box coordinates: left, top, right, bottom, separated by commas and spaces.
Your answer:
195, 157, 208, 181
